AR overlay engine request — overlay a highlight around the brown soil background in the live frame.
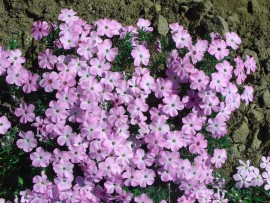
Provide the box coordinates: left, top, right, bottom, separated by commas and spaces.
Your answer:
0, 0, 270, 182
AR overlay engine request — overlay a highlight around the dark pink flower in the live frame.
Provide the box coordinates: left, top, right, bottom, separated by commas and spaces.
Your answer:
15, 102, 35, 124
31, 21, 51, 40
189, 133, 207, 154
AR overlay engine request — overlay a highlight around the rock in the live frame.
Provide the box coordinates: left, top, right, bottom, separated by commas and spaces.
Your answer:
157, 15, 169, 36
201, 15, 229, 35
232, 121, 249, 143
184, 0, 212, 21
247, 0, 260, 14
155, 4, 161, 12
262, 89, 270, 107
264, 58, 270, 73
265, 110, 270, 124
248, 108, 264, 123
250, 129, 262, 150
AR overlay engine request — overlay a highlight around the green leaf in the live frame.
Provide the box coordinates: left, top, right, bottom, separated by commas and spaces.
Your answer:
18, 176, 24, 186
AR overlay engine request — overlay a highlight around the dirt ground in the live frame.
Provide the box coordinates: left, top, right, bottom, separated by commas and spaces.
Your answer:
0, 0, 270, 180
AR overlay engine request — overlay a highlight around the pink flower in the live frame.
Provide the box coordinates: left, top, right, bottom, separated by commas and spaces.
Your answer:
15, 102, 35, 124
162, 95, 184, 117
189, 133, 207, 154
22, 72, 39, 93
132, 149, 154, 170
190, 70, 210, 91
108, 106, 128, 127
38, 49, 58, 70
90, 55, 111, 76
260, 156, 270, 170
45, 100, 69, 123
210, 72, 229, 92
165, 131, 182, 152
58, 8, 79, 24
225, 32, 241, 50
0, 116, 11, 135
134, 193, 153, 203
8, 49, 26, 65
16, 131, 37, 152
137, 18, 153, 32
131, 45, 150, 67
172, 30, 192, 49
211, 148, 227, 168
208, 40, 229, 60
60, 32, 79, 49
244, 55, 256, 75
241, 86, 254, 105
31, 21, 51, 40
39, 71, 59, 92
77, 38, 97, 60
152, 78, 173, 99
250, 168, 263, 187
33, 172, 50, 193
215, 60, 233, 80
6, 65, 28, 86
136, 168, 155, 187
30, 147, 51, 167
206, 116, 227, 138
97, 39, 118, 62
96, 18, 121, 38
182, 113, 202, 135
233, 171, 252, 188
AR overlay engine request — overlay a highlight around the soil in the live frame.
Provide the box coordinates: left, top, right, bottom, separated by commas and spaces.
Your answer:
0, 0, 270, 191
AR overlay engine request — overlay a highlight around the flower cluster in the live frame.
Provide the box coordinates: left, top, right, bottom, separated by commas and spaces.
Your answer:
233, 157, 270, 190
0, 8, 257, 203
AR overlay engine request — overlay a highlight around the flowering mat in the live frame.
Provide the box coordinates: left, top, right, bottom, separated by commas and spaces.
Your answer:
0, 8, 270, 203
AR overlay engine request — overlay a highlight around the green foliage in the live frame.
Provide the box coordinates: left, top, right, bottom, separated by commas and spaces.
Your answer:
124, 185, 168, 203
226, 185, 270, 203
7, 39, 17, 50
111, 33, 134, 73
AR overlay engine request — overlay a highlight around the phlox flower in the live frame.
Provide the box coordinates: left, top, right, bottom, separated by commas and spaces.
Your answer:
233, 170, 252, 188
189, 133, 207, 154
54, 174, 74, 191
39, 71, 59, 92
56, 125, 76, 146
158, 150, 180, 169
127, 98, 149, 118
53, 158, 74, 178
250, 168, 264, 187
182, 113, 202, 135
190, 70, 210, 91
136, 168, 155, 187
162, 95, 184, 117
98, 157, 122, 177
0, 115, 11, 135
6, 65, 28, 86
208, 40, 229, 60
16, 131, 37, 152
58, 72, 76, 90
206, 116, 227, 138
260, 156, 270, 170
31, 21, 51, 40
131, 45, 150, 67
244, 55, 256, 75
15, 102, 35, 124
97, 39, 118, 62
145, 132, 167, 151
132, 149, 154, 170
30, 147, 51, 167
211, 148, 227, 168
210, 72, 229, 92
187, 40, 208, 64
33, 172, 50, 193
172, 29, 192, 49
225, 93, 241, 111
213, 190, 228, 203
45, 100, 69, 123
165, 131, 182, 152
108, 106, 128, 127
171, 56, 192, 81
104, 177, 123, 194
137, 18, 153, 32
225, 32, 241, 50
58, 8, 79, 24
60, 32, 80, 49
96, 18, 121, 38
134, 193, 153, 203
215, 60, 233, 80
38, 49, 58, 70
234, 56, 247, 85
139, 74, 155, 95
149, 118, 170, 134
169, 22, 184, 34
8, 49, 26, 65
123, 168, 139, 187
22, 71, 39, 93
0, 51, 11, 75
237, 160, 254, 176
77, 38, 97, 60
152, 78, 173, 98
90, 55, 111, 76
115, 144, 133, 166
241, 86, 254, 105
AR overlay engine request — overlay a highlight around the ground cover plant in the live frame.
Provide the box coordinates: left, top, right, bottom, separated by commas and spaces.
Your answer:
0, 8, 269, 202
